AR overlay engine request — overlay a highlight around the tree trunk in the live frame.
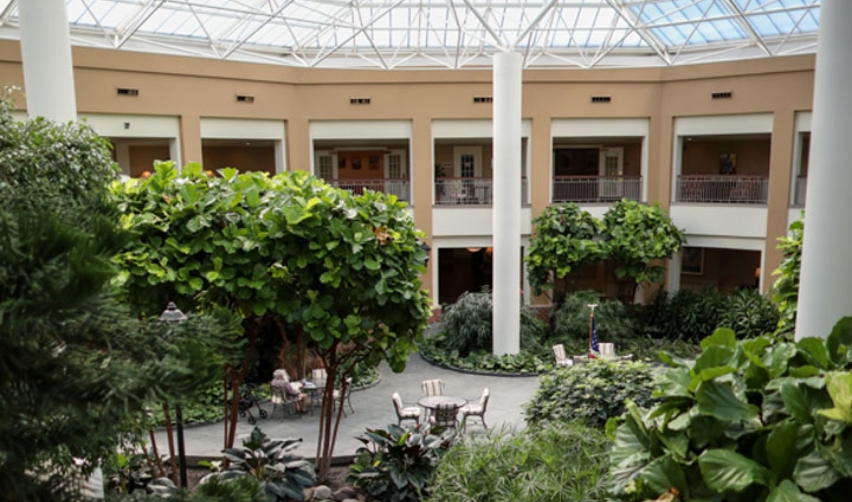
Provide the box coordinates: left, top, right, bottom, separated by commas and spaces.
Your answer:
147, 429, 166, 478
161, 402, 179, 485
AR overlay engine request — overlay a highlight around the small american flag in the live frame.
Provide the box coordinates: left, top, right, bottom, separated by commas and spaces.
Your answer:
590, 314, 599, 358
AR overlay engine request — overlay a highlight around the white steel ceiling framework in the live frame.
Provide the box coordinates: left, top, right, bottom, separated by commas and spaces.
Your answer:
0, 0, 820, 69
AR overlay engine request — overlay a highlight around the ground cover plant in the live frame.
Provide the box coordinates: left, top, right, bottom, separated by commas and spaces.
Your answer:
428, 422, 610, 502
524, 359, 658, 429
608, 320, 852, 502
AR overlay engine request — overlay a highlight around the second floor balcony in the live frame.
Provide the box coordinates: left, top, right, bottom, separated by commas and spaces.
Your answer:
676, 175, 769, 205
435, 177, 529, 206
327, 178, 411, 203
552, 175, 643, 204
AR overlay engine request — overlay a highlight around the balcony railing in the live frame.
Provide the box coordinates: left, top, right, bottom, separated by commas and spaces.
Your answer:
794, 176, 807, 206
552, 175, 643, 203
676, 175, 769, 204
434, 177, 529, 206
327, 178, 411, 202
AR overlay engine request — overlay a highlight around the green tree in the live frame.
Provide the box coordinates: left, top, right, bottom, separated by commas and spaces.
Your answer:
112, 167, 431, 480
601, 199, 686, 303
525, 203, 605, 299
0, 94, 225, 501
772, 214, 803, 335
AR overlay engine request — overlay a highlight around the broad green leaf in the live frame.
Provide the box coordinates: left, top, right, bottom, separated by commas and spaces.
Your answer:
826, 317, 852, 365
766, 420, 800, 479
780, 382, 814, 424
794, 450, 841, 492
818, 371, 852, 423
698, 449, 771, 492
694, 346, 735, 373
696, 380, 757, 422
364, 258, 380, 271
640, 454, 688, 496
767, 480, 822, 502
701, 328, 736, 351
797, 337, 830, 369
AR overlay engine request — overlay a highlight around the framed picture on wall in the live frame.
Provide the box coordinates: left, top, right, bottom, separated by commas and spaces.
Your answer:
682, 247, 704, 275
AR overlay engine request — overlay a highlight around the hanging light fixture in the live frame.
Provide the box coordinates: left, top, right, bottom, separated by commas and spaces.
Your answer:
466, 247, 482, 253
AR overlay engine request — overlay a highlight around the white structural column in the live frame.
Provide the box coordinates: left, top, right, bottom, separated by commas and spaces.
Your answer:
18, 0, 77, 122
796, 0, 852, 340
492, 52, 523, 355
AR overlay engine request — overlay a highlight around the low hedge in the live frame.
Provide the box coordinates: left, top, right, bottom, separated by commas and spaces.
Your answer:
524, 359, 658, 429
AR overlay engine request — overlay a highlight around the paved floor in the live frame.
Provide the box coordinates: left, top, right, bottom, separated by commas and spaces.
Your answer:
158, 353, 541, 459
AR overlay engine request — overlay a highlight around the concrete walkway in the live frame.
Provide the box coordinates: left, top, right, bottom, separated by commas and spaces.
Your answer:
158, 353, 541, 459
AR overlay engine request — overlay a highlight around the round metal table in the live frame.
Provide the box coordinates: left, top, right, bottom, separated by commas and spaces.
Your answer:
417, 395, 467, 410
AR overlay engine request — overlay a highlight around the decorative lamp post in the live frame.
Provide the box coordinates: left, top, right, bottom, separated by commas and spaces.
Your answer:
159, 302, 188, 489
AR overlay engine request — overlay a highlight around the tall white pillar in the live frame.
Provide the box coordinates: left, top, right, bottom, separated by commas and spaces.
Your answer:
492, 52, 522, 355
18, 0, 77, 122
795, 0, 852, 340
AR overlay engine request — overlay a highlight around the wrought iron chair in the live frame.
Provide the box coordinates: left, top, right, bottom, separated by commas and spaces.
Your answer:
428, 402, 460, 431
552, 344, 572, 367
460, 388, 490, 432
392, 392, 420, 426
421, 379, 445, 396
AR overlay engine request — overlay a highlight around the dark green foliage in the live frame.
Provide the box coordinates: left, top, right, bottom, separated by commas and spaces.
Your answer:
718, 288, 780, 339
551, 291, 636, 344
607, 320, 852, 502
348, 424, 456, 502
772, 216, 803, 334
524, 360, 657, 429
428, 422, 611, 502
439, 288, 547, 357
526, 203, 606, 296
217, 427, 316, 501
420, 334, 552, 374
0, 97, 232, 502
637, 288, 724, 342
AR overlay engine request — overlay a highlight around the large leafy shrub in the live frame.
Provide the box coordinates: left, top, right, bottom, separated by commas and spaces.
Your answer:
637, 288, 724, 342
0, 96, 228, 501
608, 321, 852, 502
524, 359, 657, 429
439, 288, 547, 357
772, 216, 803, 334
348, 424, 456, 502
551, 291, 636, 345
428, 422, 610, 502
217, 427, 316, 501
718, 288, 780, 339
526, 203, 606, 297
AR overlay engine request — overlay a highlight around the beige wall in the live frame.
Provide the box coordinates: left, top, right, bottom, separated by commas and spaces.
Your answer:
0, 40, 818, 300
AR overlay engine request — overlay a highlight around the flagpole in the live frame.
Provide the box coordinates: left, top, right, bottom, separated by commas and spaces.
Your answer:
587, 304, 598, 357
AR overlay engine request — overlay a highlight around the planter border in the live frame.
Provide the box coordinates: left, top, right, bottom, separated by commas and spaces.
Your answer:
418, 351, 541, 378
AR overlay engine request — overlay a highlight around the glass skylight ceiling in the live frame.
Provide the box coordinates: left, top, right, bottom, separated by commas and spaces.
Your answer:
0, 0, 820, 69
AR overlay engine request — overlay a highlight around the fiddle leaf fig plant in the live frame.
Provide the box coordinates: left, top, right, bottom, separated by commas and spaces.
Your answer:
607, 319, 852, 502
526, 203, 605, 297
601, 200, 685, 302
